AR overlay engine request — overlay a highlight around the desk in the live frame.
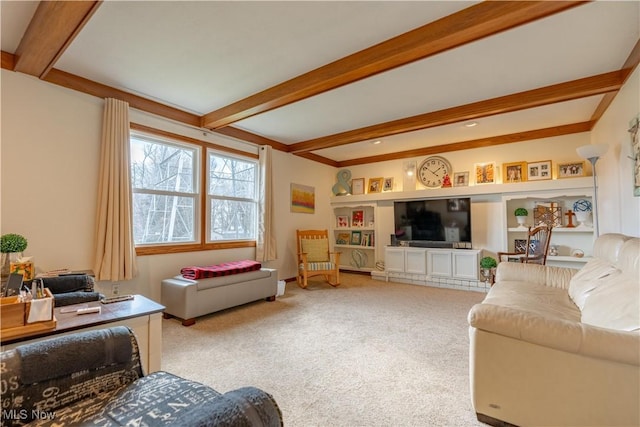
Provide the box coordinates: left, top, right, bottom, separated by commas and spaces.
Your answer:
1, 295, 164, 373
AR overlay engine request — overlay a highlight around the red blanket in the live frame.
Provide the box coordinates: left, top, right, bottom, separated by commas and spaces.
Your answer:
180, 260, 262, 280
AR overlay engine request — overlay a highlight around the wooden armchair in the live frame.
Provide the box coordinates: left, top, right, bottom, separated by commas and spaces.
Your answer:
296, 229, 341, 288
498, 225, 553, 265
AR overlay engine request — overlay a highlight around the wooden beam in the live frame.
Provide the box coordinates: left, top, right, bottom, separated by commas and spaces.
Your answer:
1, 51, 15, 70
337, 122, 594, 167
290, 70, 624, 154
293, 152, 339, 168
591, 38, 640, 124
211, 127, 289, 152
201, 1, 586, 129
14, 1, 102, 78
44, 68, 202, 126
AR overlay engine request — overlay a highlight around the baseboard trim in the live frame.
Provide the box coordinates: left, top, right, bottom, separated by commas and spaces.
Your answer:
476, 413, 519, 427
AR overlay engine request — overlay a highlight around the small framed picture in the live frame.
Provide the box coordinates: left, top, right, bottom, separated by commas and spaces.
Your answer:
350, 231, 362, 245
527, 160, 552, 181
368, 177, 383, 193
502, 161, 527, 183
453, 171, 469, 187
351, 209, 364, 227
336, 215, 349, 228
474, 162, 496, 185
336, 232, 351, 245
558, 161, 585, 178
383, 177, 394, 191
351, 178, 365, 195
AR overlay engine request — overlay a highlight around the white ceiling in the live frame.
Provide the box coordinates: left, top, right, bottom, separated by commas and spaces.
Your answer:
2, 1, 639, 164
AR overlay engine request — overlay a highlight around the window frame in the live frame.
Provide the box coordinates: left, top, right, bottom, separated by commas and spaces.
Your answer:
206, 148, 259, 244
130, 124, 257, 256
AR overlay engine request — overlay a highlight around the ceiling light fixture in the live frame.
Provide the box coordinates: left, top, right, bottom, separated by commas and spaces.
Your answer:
371, 140, 382, 145
465, 122, 478, 128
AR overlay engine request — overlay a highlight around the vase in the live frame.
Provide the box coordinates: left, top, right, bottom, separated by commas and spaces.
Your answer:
516, 216, 527, 229
574, 211, 591, 228
1, 252, 22, 287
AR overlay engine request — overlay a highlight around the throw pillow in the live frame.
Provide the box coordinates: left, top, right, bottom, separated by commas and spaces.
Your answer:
568, 258, 618, 310
581, 273, 640, 331
301, 238, 329, 262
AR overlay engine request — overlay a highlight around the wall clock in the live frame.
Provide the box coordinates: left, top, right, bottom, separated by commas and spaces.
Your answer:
418, 156, 452, 188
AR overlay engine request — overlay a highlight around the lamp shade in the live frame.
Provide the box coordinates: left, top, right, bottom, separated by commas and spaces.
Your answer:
576, 144, 609, 160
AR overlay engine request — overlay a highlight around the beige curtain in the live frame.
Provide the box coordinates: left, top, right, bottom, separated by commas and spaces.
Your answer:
94, 98, 138, 280
256, 145, 277, 261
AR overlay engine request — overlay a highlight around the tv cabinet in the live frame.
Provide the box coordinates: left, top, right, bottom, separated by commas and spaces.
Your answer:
384, 246, 483, 291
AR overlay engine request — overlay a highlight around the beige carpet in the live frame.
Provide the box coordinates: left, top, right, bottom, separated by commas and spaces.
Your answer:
161, 273, 486, 426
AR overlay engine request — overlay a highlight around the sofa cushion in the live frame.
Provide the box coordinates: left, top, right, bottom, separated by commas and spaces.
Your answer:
484, 280, 580, 322
301, 238, 329, 262
568, 258, 618, 310
581, 272, 640, 332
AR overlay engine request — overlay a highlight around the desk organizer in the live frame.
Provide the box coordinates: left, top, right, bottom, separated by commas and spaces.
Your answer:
1, 288, 56, 340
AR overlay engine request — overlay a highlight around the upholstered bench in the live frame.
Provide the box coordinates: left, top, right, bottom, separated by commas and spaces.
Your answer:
162, 260, 278, 326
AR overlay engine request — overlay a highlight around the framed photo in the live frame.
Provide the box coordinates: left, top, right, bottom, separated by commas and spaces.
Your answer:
336, 215, 349, 228
368, 177, 383, 193
502, 161, 527, 183
527, 160, 552, 181
336, 232, 351, 245
383, 177, 394, 191
628, 114, 639, 196
453, 171, 469, 187
558, 161, 585, 178
351, 178, 365, 195
350, 231, 362, 245
474, 162, 496, 185
351, 209, 364, 227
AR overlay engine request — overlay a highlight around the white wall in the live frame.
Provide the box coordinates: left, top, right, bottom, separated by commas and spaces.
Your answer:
0, 70, 336, 299
591, 66, 640, 237
2, 66, 638, 301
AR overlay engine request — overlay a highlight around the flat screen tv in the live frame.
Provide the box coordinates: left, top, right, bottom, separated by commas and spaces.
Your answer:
393, 198, 471, 247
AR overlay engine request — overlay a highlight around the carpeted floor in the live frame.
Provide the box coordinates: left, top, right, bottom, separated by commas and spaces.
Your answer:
161, 273, 487, 427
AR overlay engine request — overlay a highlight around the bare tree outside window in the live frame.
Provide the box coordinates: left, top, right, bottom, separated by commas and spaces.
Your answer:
131, 135, 197, 244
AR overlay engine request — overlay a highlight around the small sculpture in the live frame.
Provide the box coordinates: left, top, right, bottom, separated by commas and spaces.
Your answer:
332, 169, 352, 195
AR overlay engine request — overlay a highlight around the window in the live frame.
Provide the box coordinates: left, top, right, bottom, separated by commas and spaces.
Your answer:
131, 134, 199, 245
130, 130, 259, 251
207, 151, 258, 241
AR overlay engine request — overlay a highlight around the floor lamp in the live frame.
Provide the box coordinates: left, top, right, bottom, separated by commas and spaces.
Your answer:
576, 144, 609, 237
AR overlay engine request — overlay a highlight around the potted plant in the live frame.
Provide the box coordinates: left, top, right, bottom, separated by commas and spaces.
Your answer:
1, 233, 28, 280
514, 207, 528, 228
479, 256, 497, 285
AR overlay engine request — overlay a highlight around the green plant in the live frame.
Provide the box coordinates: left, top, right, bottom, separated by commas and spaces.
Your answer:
0, 233, 28, 253
479, 256, 497, 269
514, 207, 528, 217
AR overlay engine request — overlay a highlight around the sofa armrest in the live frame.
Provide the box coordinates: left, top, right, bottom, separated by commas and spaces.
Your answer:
495, 262, 577, 290
468, 303, 640, 366
0, 326, 143, 425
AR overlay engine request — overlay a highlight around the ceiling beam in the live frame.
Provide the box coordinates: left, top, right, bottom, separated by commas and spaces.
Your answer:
201, 0, 586, 129
13, 1, 102, 78
290, 70, 624, 154
590, 38, 640, 124
337, 122, 594, 167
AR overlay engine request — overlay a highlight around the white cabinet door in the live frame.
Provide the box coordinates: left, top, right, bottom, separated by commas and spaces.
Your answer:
385, 247, 406, 273
452, 251, 480, 280
405, 248, 427, 274
428, 250, 452, 277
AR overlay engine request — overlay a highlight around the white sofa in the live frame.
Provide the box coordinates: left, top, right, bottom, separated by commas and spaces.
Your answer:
468, 233, 639, 427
